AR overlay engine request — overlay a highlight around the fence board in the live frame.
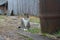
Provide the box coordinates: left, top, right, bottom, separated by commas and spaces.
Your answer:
8, 0, 39, 16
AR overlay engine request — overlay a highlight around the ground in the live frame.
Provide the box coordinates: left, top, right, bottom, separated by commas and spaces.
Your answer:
0, 16, 33, 40
0, 16, 59, 40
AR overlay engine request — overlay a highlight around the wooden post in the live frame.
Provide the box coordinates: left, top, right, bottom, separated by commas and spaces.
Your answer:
39, 0, 60, 34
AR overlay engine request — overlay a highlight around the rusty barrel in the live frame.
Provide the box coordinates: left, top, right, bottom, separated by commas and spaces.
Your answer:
40, 0, 60, 34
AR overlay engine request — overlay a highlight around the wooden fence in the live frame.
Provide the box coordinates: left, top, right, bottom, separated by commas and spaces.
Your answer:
40, 0, 60, 34
8, 0, 39, 16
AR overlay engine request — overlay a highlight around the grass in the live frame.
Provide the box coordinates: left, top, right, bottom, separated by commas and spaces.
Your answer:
18, 16, 40, 23
17, 33, 33, 40
55, 31, 60, 36
0, 16, 32, 40
30, 16, 40, 23
57, 31, 60, 35
0, 16, 5, 19
26, 28, 40, 34
27, 38, 33, 40
0, 15, 40, 23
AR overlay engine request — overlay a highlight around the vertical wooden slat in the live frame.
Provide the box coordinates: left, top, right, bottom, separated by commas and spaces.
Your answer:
13, 0, 18, 15
8, 0, 39, 16
8, 0, 13, 15
40, 0, 60, 34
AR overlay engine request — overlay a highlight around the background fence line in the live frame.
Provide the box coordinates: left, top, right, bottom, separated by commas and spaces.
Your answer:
8, 0, 39, 16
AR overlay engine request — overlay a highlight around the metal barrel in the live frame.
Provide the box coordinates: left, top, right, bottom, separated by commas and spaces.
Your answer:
39, 0, 60, 34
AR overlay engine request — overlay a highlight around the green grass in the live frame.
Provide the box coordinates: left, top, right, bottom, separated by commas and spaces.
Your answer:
30, 16, 40, 23
0, 16, 5, 19
57, 32, 60, 35
27, 38, 33, 40
26, 28, 40, 34
55, 31, 60, 35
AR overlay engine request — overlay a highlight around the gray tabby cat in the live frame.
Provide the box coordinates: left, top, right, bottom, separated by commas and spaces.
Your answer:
18, 14, 30, 30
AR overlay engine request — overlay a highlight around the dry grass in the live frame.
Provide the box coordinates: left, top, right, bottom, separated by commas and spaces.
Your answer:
0, 16, 33, 40
18, 16, 40, 23
30, 16, 40, 23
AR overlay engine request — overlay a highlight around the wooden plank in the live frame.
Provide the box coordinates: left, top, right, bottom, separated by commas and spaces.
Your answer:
40, 0, 60, 34
8, 0, 39, 16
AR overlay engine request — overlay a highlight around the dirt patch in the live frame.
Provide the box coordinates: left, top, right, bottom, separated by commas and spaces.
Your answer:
0, 16, 31, 40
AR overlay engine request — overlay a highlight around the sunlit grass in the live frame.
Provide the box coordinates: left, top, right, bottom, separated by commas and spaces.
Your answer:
0, 15, 40, 23
30, 16, 40, 23
0, 16, 5, 19
18, 16, 40, 23
26, 28, 40, 34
